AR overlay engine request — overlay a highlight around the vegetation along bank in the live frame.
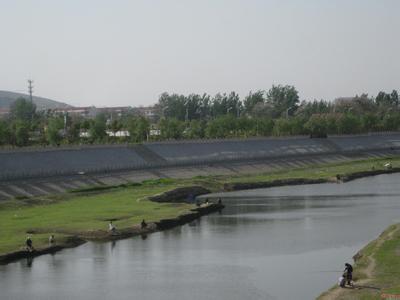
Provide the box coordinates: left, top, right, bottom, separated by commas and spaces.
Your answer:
1, 155, 400, 267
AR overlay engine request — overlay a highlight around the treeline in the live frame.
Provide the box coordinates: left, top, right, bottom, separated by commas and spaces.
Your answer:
0, 99, 151, 147
0, 85, 399, 147
155, 86, 400, 138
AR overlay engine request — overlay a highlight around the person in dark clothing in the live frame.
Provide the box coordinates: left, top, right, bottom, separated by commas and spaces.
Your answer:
141, 219, 147, 229
26, 236, 34, 252
344, 263, 353, 286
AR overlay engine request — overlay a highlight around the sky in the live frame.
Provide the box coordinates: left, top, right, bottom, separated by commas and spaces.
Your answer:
1, 0, 399, 107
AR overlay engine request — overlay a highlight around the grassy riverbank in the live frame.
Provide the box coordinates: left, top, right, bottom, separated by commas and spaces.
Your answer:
0, 181, 192, 255
1, 155, 400, 258
318, 224, 400, 300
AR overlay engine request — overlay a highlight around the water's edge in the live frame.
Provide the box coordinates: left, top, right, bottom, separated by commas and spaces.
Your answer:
0, 203, 224, 265
2, 167, 400, 266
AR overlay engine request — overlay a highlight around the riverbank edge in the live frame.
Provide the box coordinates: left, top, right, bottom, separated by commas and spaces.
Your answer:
317, 223, 400, 300
1, 164, 400, 266
0, 203, 224, 265
223, 167, 400, 191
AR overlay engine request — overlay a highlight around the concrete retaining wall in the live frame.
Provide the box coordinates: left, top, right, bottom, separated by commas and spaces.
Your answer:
1, 133, 400, 181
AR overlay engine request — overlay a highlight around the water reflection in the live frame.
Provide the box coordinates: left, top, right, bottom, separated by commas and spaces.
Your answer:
26, 257, 33, 268
1, 174, 400, 300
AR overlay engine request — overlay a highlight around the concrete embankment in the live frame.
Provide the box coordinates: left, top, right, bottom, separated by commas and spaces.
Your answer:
1, 132, 400, 187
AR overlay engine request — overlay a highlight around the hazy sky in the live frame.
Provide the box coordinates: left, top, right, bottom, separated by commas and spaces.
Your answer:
1, 0, 399, 107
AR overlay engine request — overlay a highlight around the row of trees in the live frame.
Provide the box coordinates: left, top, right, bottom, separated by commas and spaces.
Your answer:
157, 85, 300, 121
156, 112, 400, 139
0, 86, 399, 147
0, 98, 152, 146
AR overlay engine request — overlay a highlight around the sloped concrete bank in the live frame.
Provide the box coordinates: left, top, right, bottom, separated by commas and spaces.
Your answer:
2, 132, 400, 182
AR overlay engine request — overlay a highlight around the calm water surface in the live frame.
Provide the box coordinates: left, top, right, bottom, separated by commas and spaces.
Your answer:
1, 174, 400, 300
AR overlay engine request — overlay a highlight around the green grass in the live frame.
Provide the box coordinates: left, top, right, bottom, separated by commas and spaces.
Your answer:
192, 155, 400, 186
0, 183, 191, 254
372, 225, 400, 294
318, 224, 400, 299
1, 155, 400, 258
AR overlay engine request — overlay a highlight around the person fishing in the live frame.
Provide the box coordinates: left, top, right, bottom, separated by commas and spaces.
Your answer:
338, 274, 346, 288
26, 236, 34, 252
141, 219, 147, 229
344, 263, 353, 286
108, 221, 116, 235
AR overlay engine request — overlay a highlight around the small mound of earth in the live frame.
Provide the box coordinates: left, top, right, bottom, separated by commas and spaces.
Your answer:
149, 186, 210, 203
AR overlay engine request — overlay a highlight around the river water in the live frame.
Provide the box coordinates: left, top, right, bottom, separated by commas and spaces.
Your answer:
1, 174, 400, 300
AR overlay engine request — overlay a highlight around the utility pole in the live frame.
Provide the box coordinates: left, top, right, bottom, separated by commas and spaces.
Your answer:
28, 79, 34, 102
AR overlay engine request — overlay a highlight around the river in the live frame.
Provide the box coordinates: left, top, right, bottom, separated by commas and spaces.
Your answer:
1, 174, 400, 300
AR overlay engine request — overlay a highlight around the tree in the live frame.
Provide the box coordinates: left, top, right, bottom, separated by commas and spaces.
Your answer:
197, 94, 212, 119
108, 119, 123, 141
185, 120, 206, 139
158, 93, 186, 120
81, 119, 91, 130
391, 90, 399, 106
236, 117, 255, 137
266, 85, 299, 118
159, 118, 185, 139
13, 120, 30, 147
360, 113, 379, 132
89, 114, 107, 142
0, 120, 11, 145
66, 120, 81, 144
128, 117, 150, 142
10, 97, 37, 122
254, 118, 274, 136
243, 91, 265, 115
381, 112, 400, 131
251, 102, 275, 118
271, 116, 305, 136
46, 117, 64, 145
325, 113, 339, 134
185, 94, 204, 121
272, 118, 293, 136
336, 113, 361, 134
305, 114, 328, 137
211, 92, 242, 118
375, 90, 399, 107
296, 100, 332, 118
205, 115, 237, 138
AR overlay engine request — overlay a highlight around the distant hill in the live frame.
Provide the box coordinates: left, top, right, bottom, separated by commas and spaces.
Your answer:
0, 90, 72, 110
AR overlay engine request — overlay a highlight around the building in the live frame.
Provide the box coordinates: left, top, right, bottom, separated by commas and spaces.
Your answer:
97, 106, 132, 117
53, 107, 97, 118
0, 108, 10, 118
133, 106, 160, 121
